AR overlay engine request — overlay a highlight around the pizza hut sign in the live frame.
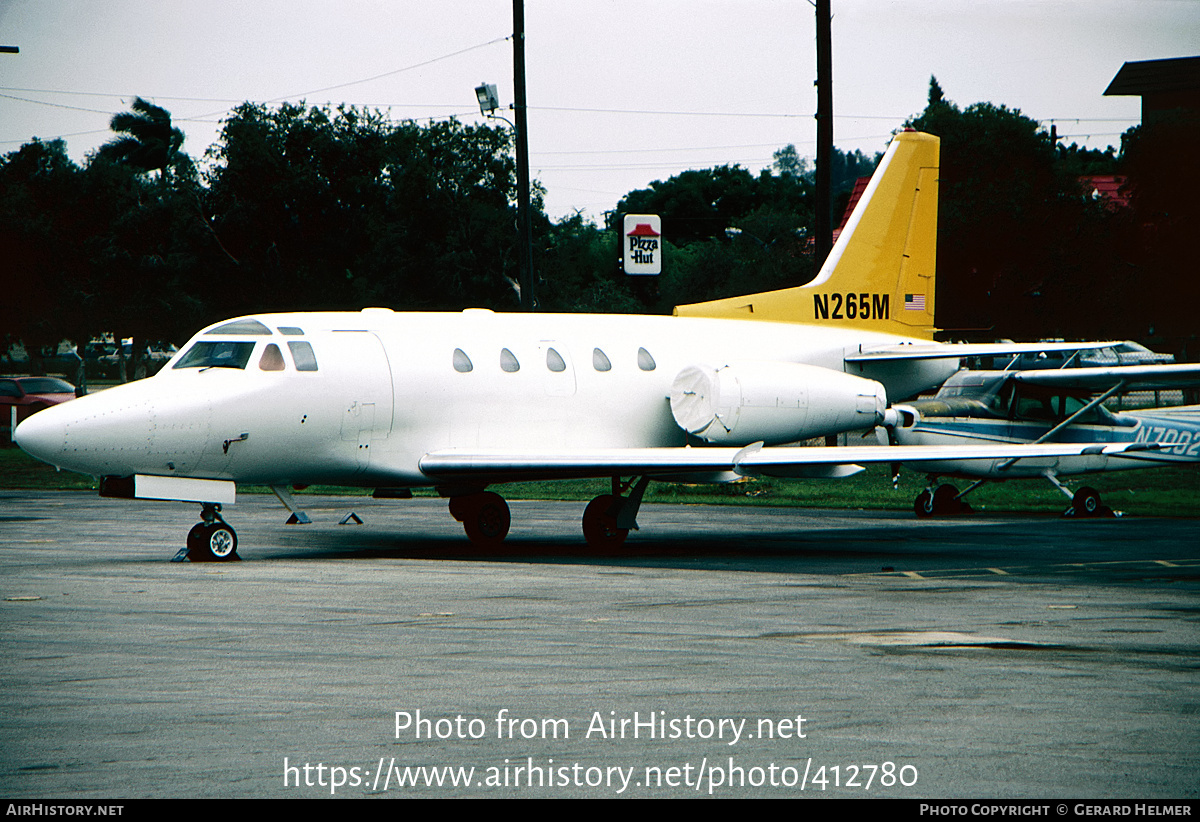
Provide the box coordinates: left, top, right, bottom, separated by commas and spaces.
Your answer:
623, 214, 662, 275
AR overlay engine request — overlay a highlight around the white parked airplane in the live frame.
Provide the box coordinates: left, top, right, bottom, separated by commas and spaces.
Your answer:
887, 363, 1200, 518
14, 131, 1148, 559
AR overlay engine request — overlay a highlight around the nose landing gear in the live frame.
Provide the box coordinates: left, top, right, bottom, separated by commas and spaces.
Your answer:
186, 502, 239, 561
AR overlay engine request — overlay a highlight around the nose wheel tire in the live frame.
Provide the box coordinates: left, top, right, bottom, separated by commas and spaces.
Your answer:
187, 522, 239, 561
914, 489, 936, 518
914, 484, 971, 518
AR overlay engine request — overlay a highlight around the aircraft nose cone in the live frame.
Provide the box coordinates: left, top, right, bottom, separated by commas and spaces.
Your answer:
13, 405, 67, 467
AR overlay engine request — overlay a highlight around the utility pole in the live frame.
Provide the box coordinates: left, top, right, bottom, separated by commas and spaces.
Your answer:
512, 0, 535, 311
814, 0, 833, 270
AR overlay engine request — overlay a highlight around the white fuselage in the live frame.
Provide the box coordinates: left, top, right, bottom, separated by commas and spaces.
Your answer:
16, 309, 958, 489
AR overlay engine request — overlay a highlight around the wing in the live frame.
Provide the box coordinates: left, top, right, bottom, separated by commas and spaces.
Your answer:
1010, 363, 1200, 392
418, 442, 1162, 484
844, 341, 1123, 363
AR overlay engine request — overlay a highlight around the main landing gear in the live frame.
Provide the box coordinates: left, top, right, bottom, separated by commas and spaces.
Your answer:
582, 494, 629, 550
581, 477, 649, 550
448, 491, 511, 549
914, 472, 1116, 519
1061, 485, 1114, 519
186, 502, 239, 562
446, 477, 650, 550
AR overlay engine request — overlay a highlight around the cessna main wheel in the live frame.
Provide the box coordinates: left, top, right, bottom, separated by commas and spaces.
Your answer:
187, 522, 239, 562
1067, 486, 1112, 518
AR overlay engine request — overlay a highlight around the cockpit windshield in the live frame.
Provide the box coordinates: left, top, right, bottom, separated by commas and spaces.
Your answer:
173, 341, 256, 370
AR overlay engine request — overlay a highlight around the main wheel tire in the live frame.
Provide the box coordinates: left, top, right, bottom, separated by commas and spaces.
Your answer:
186, 523, 207, 555
1072, 486, 1102, 518
582, 494, 629, 549
462, 491, 510, 548
188, 522, 239, 561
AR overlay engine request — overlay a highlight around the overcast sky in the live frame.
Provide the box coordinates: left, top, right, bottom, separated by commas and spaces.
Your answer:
1, 0, 1196, 220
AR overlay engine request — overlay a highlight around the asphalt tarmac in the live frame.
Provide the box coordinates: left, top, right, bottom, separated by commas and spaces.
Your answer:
1, 490, 1197, 799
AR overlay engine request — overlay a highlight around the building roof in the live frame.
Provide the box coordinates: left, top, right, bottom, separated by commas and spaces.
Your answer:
1104, 56, 1200, 96
1079, 175, 1130, 210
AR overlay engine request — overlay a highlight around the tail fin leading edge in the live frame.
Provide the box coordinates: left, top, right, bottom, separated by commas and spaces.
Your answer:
674, 130, 939, 340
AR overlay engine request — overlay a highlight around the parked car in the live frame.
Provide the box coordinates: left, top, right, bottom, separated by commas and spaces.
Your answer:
1, 376, 76, 441
96, 341, 178, 378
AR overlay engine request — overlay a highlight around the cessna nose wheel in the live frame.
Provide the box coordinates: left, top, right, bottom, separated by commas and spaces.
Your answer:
914, 483, 972, 517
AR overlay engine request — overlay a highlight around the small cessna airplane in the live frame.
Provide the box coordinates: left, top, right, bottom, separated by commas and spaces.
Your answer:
886, 363, 1200, 518
14, 131, 1151, 559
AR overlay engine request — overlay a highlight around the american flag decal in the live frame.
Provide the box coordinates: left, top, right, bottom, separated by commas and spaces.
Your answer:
904, 293, 926, 311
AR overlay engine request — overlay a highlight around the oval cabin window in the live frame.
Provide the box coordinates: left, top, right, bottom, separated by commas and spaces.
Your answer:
637, 347, 656, 371
500, 348, 520, 373
592, 348, 611, 372
453, 348, 473, 373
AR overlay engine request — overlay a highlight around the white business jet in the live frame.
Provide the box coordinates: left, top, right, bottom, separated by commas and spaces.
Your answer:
885, 363, 1200, 518
15, 131, 1145, 559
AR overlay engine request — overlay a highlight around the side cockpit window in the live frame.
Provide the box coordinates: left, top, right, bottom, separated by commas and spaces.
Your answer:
288, 341, 319, 372
173, 341, 256, 370
259, 344, 285, 371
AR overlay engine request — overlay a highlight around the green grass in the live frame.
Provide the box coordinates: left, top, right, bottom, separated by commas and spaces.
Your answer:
4, 445, 1198, 517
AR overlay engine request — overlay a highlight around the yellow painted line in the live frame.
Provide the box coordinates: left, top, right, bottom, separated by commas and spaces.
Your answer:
987, 568, 1010, 575
1154, 560, 1179, 567
901, 571, 925, 579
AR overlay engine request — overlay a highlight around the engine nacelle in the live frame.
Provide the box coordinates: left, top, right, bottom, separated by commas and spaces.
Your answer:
670, 361, 887, 445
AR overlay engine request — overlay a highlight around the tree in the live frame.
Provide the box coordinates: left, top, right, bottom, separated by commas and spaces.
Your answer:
90, 98, 205, 378
96, 96, 186, 183
772, 144, 807, 178
203, 103, 529, 315
0, 140, 90, 366
904, 83, 1109, 339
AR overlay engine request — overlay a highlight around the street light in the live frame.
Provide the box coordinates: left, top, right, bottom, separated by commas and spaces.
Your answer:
474, 78, 534, 311
475, 83, 500, 117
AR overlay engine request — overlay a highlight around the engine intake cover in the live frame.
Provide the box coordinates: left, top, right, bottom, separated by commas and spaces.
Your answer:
670, 361, 887, 445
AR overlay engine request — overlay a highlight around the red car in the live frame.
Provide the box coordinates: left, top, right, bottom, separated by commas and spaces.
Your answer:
1, 376, 76, 439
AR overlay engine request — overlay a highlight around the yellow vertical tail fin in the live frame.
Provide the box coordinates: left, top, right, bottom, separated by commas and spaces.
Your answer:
674, 130, 939, 340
